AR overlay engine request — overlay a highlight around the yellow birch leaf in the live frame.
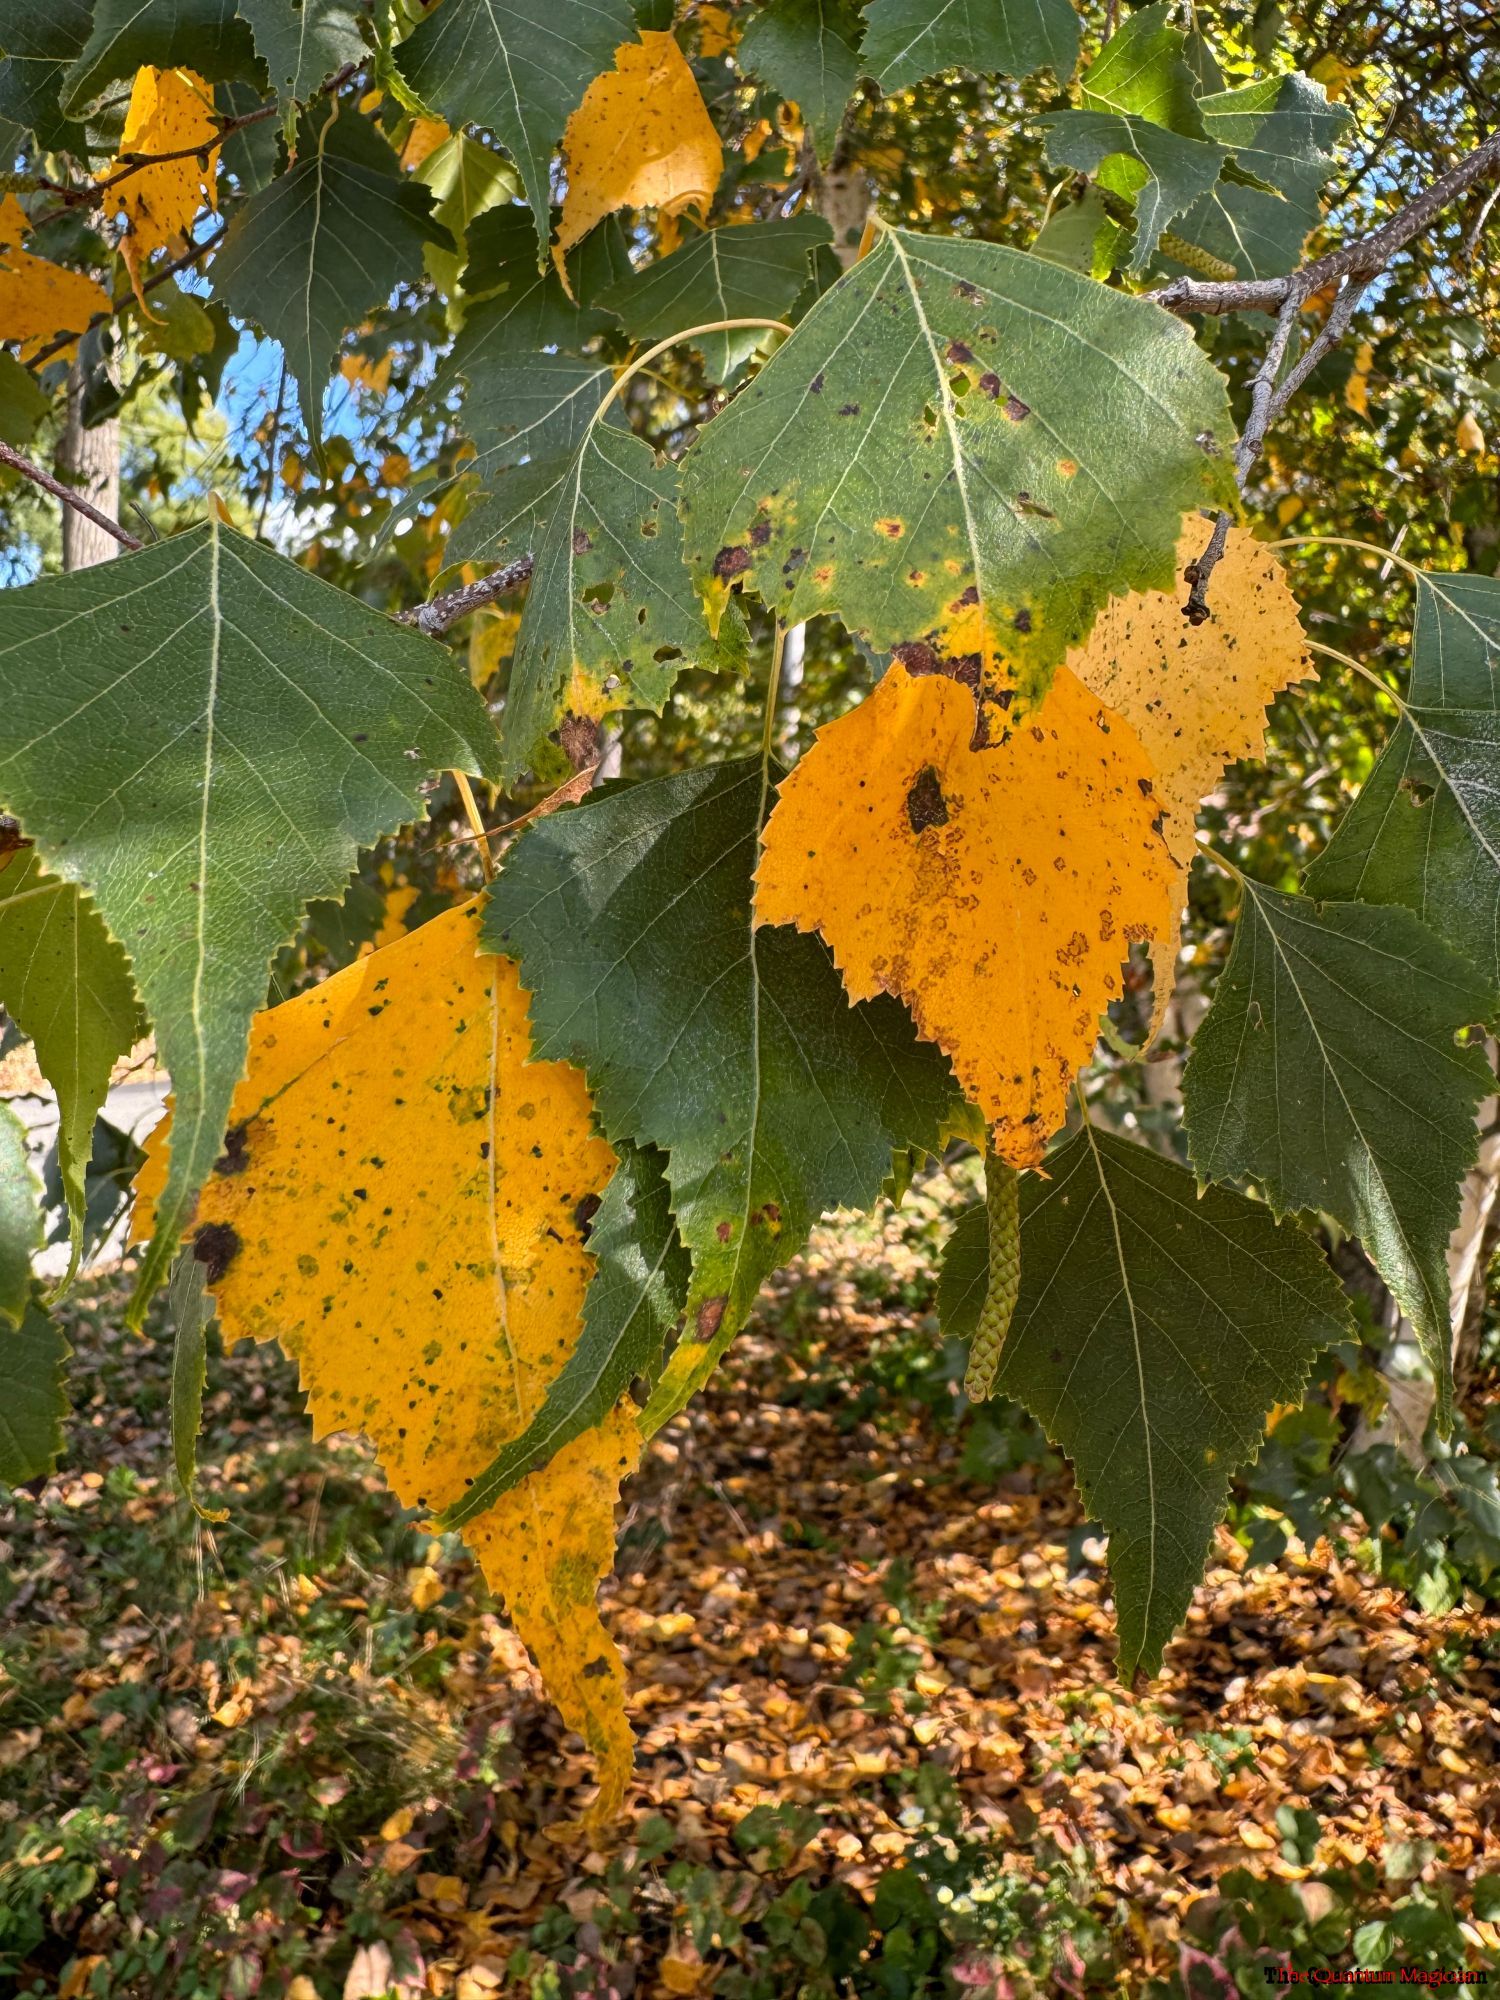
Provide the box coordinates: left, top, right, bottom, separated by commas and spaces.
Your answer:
101, 69, 220, 306
1066, 525, 1314, 1037
1457, 409, 1486, 455
1344, 340, 1372, 416
469, 606, 522, 690
341, 351, 393, 394
0, 196, 112, 358
133, 904, 635, 1814
755, 664, 1177, 1167
400, 115, 451, 170
694, 4, 736, 56
554, 31, 722, 276
372, 880, 420, 947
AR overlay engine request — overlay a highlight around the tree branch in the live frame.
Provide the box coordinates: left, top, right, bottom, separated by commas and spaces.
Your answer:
394, 556, 536, 636
1173, 127, 1499, 618
1153, 125, 1500, 317
24, 222, 228, 373
0, 440, 143, 551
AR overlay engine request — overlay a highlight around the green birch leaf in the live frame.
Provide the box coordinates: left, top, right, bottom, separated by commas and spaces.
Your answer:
0, 0, 91, 148
500, 425, 748, 779
939, 1124, 1352, 1678
445, 355, 617, 566
64, 0, 258, 113
1305, 572, 1500, 988
414, 132, 520, 294
485, 758, 966, 1421
1042, 110, 1225, 274
1167, 73, 1348, 280
0, 1295, 70, 1486
447, 452, 582, 571
679, 224, 1235, 707
1198, 72, 1347, 209
393, 0, 635, 267
0, 517, 500, 1323
1079, 1, 1207, 136
1030, 187, 1123, 278
0, 850, 145, 1285
0, 351, 51, 449
0, 1100, 42, 1325
861, 0, 1078, 95
402, 208, 620, 561
169, 1249, 227, 1518
440, 1140, 687, 1529
738, 0, 863, 166
597, 216, 832, 385
452, 205, 612, 351
1182, 881, 1497, 1433
210, 102, 450, 451
237, 0, 371, 108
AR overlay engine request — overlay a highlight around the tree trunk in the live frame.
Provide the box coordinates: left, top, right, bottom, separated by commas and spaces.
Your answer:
57, 346, 121, 571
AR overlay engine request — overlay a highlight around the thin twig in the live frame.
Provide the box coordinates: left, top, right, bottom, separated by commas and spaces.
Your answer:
24, 222, 228, 373
1153, 126, 1500, 317
256, 358, 288, 540
1182, 286, 1304, 619
0, 440, 143, 551
31, 104, 270, 226
395, 555, 536, 636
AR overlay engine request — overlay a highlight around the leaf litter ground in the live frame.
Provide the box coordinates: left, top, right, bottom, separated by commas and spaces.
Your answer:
2, 1170, 1497, 1995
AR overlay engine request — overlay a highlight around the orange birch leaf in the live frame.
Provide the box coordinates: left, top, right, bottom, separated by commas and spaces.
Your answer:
100, 68, 221, 307
755, 664, 1177, 1167
1066, 525, 1314, 1038
0, 196, 111, 358
133, 903, 635, 1815
554, 31, 722, 277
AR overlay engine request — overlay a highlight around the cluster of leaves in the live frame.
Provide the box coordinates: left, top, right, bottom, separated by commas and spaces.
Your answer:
2, 0, 1499, 1817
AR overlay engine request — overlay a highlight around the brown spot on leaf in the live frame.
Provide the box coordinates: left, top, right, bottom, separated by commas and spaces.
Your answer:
574, 1191, 602, 1239
1013, 608, 1032, 634
572, 527, 593, 555
750, 518, 772, 546
1003, 395, 1030, 422
557, 713, 599, 771
193, 1221, 241, 1284
837, 401, 860, 416
946, 339, 974, 364
809, 372, 825, 393
877, 518, 904, 538
696, 1295, 727, 1341
713, 544, 753, 581
906, 766, 950, 834
214, 1124, 250, 1176
894, 641, 980, 688
977, 372, 1002, 398
715, 1220, 733, 1242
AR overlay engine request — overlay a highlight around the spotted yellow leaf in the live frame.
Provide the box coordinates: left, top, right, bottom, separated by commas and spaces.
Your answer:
134, 904, 635, 1815
755, 664, 1177, 1166
554, 31, 722, 277
1066, 525, 1313, 1036
0, 196, 111, 358
101, 68, 220, 303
